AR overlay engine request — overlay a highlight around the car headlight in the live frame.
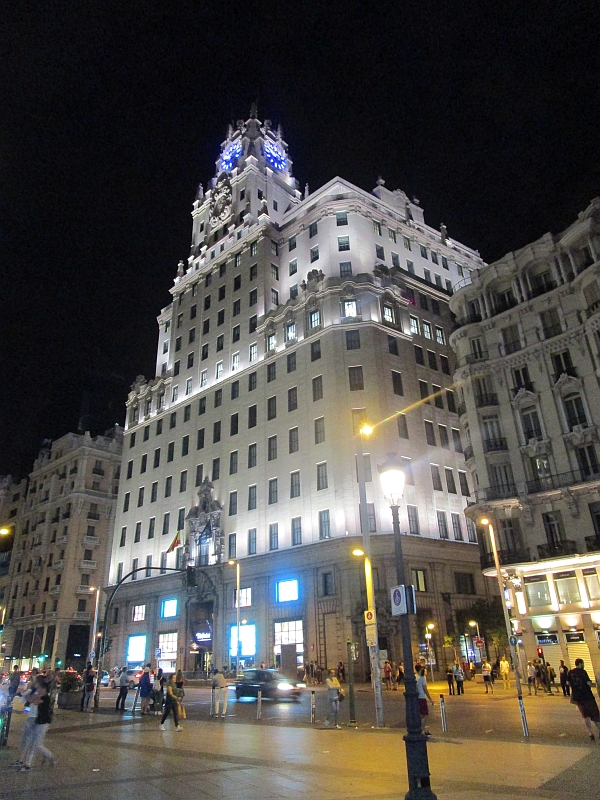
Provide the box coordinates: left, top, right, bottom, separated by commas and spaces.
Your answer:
277, 682, 294, 691
297, 682, 306, 688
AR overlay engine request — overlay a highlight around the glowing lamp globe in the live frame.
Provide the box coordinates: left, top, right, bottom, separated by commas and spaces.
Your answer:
378, 453, 405, 506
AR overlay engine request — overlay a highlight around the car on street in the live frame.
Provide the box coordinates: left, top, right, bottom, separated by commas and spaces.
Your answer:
234, 669, 304, 701
109, 669, 152, 689
99, 670, 110, 687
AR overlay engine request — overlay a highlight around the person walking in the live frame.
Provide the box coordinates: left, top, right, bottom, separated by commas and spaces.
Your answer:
9, 673, 39, 769
567, 658, 600, 741
527, 661, 537, 695
211, 668, 228, 718
416, 667, 435, 735
391, 661, 398, 691
453, 662, 465, 695
115, 666, 129, 711
337, 661, 346, 683
546, 662, 558, 694
8, 665, 21, 702
397, 662, 404, 689
160, 674, 183, 731
559, 660, 570, 696
445, 664, 455, 695
326, 668, 342, 728
175, 669, 186, 719
383, 661, 392, 690
500, 655, 511, 690
153, 668, 164, 715
482, 660, 494, 694
139, 665, 152, 714
20, 672, 56, 770
83, 662, 96, 712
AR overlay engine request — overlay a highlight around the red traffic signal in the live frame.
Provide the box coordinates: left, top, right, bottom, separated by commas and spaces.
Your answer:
536, 646, 544, 658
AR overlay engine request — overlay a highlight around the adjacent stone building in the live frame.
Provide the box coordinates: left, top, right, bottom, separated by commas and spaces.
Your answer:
449, 198, 600, 676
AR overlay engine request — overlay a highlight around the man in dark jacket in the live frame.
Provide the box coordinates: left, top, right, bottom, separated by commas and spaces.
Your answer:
139, 665, 153, 715
568, 658, 600, 741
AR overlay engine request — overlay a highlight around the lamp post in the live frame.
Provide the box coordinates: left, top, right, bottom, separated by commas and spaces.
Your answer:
355, 423, 385, 728
469, 620, 483, 665
480, 515, 529, 737
88, 587, 101, 667
228, 559, 242, 677
425, 623, 434, 676
379, 452, 437, 799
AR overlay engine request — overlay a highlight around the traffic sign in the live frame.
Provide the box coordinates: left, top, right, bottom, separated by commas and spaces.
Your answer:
155, 648, 161, 658
509, 635, 517, 647
364, 609, 376, 625
89, 651, 95, 659
365, 624, 377, 647
475, 637, 485, 649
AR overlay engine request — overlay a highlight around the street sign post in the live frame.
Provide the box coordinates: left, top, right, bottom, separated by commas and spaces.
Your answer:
474, 637, 485, 649
365, 624, 378, 647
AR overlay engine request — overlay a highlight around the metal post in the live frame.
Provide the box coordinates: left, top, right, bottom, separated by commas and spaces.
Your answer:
236, 561, 242, 677
391, 504, 437, 799
210, 686, 215, 717
439, 695, 447, 733
131, 685, 140, 713
356, 431, 385, 728
310, 690, 316, 724
486, 519, 529, 738
89, 588, 101, 668
346, 639, 357, 726
257, 689, 262, 720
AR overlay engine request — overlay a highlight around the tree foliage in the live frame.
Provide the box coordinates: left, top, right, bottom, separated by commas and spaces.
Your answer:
456, 597, 508, 655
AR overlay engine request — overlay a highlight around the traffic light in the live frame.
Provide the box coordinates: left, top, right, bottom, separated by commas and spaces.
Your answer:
56, 660, 63, 667
536, 646, 544, 659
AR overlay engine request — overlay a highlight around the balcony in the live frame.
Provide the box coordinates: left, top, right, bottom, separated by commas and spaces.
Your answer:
552, 365, 578, 384
73, 611, 91, 621
502, 339, 522, 355
585, 535, 600, 553
537, 540, 578, 559
83, 535, 100, 546
457, 402, 467, 417
480, 547, 531, 570
543, 323, 563, 340
465, 350, 489, 364
585, 299, 600, 320
475, 393, 499, 408
511, 382, 535, 396
77, 584, 95, 594
80, 559, 97, 570
51, 515, 60, 524
87, 513, 100, 521
483, 437, 508, 452
69, 466, 78, 475
62, 511, 71, 519
454, 313, 483, 329
493, 298, 518, 315
528, 280, 557, 300
474, 485, 518, 502
57, 535, 68, 545
92, 468, 105, 476
50, 559, 64, 570
49, 585, 61, 595
463, 445, 474, 461
526, 468, 600, 494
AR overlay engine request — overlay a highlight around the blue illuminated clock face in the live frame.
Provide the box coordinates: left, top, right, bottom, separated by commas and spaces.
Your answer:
220, 140, 242, 172
264, 139, 287, 171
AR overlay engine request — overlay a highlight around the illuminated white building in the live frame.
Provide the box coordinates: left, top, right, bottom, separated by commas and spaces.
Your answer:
107, 108, 490, 676
450, 198, 600, 676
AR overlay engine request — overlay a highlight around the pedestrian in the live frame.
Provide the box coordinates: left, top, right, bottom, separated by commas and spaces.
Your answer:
115, 666, 129, 711
527, 661, 537, 695
392, 661, 398, 691
175, 669, 186, 719
559, 660, 570, 696
546, 662, 558, 694
326, 668, 342, 728
8, 665, 21, 702
20, 672, 57, 770
534, 661, 545, 694
9, 673, 39, 769
469, 662, 476, 682
453, 662, 465, 695
152, 668, 164, 715
211, 668, 228, 718
416, 667, 435, 735
445, 664, 455, 695
397, 663, 404, 688
337, 661, 346, 683
383, 661, 392, 690
500, 655, 511, 690
160, 674, 183, 731
567, 658, 600, 741
482, 660, 494, 694
139, 665, 152, 714
83, 662, 96, 712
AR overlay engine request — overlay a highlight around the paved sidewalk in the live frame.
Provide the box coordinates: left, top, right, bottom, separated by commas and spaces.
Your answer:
0, 707, 597, 799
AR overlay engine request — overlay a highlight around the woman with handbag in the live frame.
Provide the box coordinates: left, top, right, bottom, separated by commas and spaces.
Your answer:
175, 669, 186, 720
160, 674, 183, 731
325, 668, 342, 728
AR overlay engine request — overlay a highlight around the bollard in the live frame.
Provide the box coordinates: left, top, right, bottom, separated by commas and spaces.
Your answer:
210, 686, 215, 717
518, 695, 529, 737
257, 689, 262, 720
439, 694, 447, 732
310, 690, 316, 724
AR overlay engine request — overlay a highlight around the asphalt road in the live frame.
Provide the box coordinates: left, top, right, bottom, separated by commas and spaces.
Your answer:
98, 679, 593, 744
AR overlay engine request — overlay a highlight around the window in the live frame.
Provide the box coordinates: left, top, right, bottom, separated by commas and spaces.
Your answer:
564, 393, 587, 430
406, 259, 415, 274
309, 309, 321, 328
409, 316, 419, 336
229, 492, 238, 516
289, 470, 301, 498
382, 304, 394, 323
451, 429, 463, 454
455, 573, 475, 595
174, 360, 181, 376
249, 288, 257, 307
314, 417, 326, 443
179, 470, 187, 493
164, 476, 172, 497
151, 482, 158, 502
248, 443, 257, 468
195, 464, 203, 486
161, 598, 178, 617
127, 460, 133, 479
231, 380, 239, 400
424, 421, 436, 446
249, 315, 257, 333
286, 322, 296, 341
230, 413, 239, 436
249, 263, 257, 280
212, 457, 220, 481
311, 340, 321, 361
376, 244, 384, 260
216, 335, 224, 353
340, 261, 352, 278
398, 414, 409, 439
196, 428, 205, 450
414, 345, 424, 365
437, 511, 449, 539
248, 405, 257, 428
392, 252, 400, 267
433, 384, 443, 409
213, 421, 221, 443
200, 370, 207, 387
287, 352, 296, 373
271, 289, 279, 306
451, 513, 464, 541
428, 351, 438, 371
267, 396, 277, 420
310, 245, 319, 263
403, 235, 412, 250
440, 355, 450, 375
248, 528, 257, 555
419, 381, 430, 403
119, 527, 127, 547
317, 462, 328, 490
445, 468, 457, 493
309, 221, 318, 238
392, 371, 404, 395
336, 211, 348, 226
132, 604, 146, 622
446, 389, 457, 414
388, 336, 399, 355
466, 518, 477, 543
268, 435, 278, 461
338, 236, 350, 251
160, 552, 167, 573
289, 258, 298, 275
346, 330, 360, 349
269, 523, 279, 551
276, 578, 298, 601
412, 569, 427, 591
348, 366, 364, 391
288, 387, 298, 412
431, 464, 443, 491
318, 509, 331, 539
289, 427, 299, 453
435, 327, 446, 345
248, 485, 257, 510
249, 343, 258, 362
290, 284, 298, 300
268, 478, 278, 504
291, 516, 302, 545
407, 505, 420, 536
248, 371, 257, 391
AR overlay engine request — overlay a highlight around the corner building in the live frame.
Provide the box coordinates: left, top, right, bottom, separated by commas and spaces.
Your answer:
108, 109, 491, 677
449, 198, 600, 678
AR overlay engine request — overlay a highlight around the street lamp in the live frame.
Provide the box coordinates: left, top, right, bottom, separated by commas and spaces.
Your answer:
88, 587, 101, 668
480, 516, 529, 737
0, 527, 11, 536
355, 423, 385, 728
425, 623, 435, 675
228, 559, 242, 677
378, 452, 437, 799
469, 620, 483, 665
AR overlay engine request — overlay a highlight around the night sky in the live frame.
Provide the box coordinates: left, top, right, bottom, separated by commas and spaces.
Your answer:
2, 2, 599, 477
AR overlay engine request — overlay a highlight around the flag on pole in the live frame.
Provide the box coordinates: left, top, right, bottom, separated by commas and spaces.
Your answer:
167, 529, 182, 554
